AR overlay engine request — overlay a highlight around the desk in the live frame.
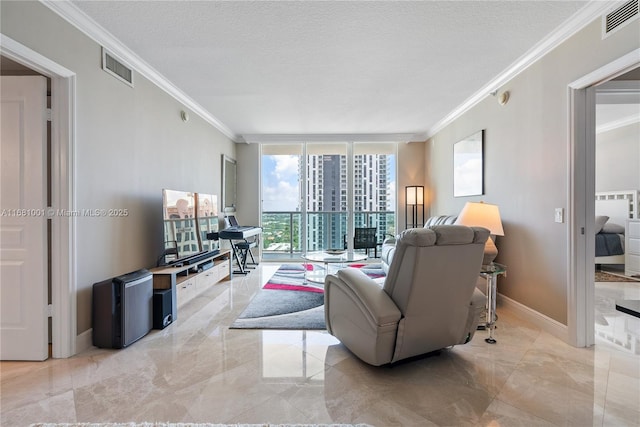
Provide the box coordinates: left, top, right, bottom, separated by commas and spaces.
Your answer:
479, 262, 507, 344
302, 251, 368, 283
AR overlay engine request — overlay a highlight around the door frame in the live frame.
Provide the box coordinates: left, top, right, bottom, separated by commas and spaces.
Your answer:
1, 34, 77, 358
568, 48, 640, 347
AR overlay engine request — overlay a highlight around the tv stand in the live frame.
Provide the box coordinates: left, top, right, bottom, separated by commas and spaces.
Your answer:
150, 249, 231, 320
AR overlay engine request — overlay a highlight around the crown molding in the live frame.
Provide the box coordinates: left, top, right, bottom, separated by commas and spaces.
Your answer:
40, 0, 239, 142
597, 115, 640, 134
241, 133, 424, 144
40, 0, 621, 144
425, 0, 622, 139
596, 80, 640, 104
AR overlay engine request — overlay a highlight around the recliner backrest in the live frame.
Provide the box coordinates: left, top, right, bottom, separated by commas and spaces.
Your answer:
382, 225, 489, 362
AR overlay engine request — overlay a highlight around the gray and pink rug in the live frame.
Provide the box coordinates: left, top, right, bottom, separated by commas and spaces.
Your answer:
230, 263, 384, 330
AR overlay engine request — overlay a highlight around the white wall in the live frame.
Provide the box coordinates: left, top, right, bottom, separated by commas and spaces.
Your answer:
596, 122, 640, 192
426, 18, 639, 325
1, 1, 236, 334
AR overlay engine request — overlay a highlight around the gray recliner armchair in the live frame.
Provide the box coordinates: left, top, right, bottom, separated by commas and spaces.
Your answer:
324, 225, 489, 366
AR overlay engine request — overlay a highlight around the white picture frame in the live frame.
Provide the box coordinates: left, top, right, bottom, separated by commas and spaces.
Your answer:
454, 130, 484, 197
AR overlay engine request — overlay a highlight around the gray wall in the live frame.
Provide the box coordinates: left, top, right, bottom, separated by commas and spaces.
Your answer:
426, 18, 639, 325
1, 1, 236, 334
596, 122, 640, 192
235, 143, 261, 227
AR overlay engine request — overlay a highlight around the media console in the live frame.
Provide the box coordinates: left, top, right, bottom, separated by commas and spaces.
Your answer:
150, 249, 231, 320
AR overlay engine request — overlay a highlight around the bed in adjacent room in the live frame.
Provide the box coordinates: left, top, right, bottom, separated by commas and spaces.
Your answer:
595, 190, 639, 266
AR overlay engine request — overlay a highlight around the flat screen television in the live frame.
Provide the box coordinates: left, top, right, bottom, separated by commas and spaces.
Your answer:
161, 189, 219, 265
196, 192, 219, 253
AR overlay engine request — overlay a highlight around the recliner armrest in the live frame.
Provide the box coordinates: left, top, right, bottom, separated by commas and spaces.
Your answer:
330, 268, 401, 326
325, 267, 402, 366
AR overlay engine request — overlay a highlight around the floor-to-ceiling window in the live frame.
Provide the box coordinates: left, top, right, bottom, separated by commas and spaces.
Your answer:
261, 142, 396, 260
306, 143, 348, 252
261, 144, 303, 256
353, 143, 396, 242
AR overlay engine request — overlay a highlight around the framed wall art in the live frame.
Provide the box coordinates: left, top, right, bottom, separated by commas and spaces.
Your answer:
453, 130, 484, 197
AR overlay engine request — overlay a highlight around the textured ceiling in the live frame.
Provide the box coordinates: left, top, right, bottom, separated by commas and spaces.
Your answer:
71, 0, 592, 140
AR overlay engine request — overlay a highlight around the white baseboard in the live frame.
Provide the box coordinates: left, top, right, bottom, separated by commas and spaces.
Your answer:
75, 328, 93, 355
498, 293, 569, 343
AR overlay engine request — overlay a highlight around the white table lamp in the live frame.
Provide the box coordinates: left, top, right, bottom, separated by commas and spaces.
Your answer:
455, 201, 504, 265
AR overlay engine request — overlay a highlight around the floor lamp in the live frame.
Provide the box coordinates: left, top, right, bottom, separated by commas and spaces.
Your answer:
405, 186, 424, 229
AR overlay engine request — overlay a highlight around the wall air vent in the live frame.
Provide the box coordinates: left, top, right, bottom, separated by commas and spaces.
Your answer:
602, 0, 639, 38
102, 48, 134, 87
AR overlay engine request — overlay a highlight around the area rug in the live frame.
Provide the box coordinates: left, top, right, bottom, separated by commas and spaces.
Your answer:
229, 263, 385, 330
595, 270, 640, 282
31, 423, 372, 427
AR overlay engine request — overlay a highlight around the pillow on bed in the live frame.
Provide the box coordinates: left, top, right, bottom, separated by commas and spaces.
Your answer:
602, 222, 625, 234
595, 215, 609, 234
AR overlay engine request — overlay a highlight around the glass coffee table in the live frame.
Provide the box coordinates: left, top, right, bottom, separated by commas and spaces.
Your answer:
302, 251, 368, 283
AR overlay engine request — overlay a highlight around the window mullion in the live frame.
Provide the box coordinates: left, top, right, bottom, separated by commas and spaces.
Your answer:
301, 142, 308, 254
347, 142, 354, 252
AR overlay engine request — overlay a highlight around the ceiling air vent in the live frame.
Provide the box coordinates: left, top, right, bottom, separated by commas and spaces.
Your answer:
102, 48, 134, 87
602, 0, 639, 38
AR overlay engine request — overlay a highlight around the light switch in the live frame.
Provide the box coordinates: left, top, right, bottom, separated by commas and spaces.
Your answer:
555, 208, 564, 223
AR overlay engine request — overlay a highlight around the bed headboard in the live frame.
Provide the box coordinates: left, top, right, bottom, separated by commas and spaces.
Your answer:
595, 190, 639, 227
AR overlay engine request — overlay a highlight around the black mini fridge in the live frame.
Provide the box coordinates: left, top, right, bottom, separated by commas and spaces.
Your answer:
92, 269, 153, 349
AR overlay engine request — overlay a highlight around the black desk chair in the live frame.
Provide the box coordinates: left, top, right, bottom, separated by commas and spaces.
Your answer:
344, 227, 380, 258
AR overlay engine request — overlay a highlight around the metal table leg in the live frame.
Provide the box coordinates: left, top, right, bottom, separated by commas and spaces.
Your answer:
485, 273, 497, 344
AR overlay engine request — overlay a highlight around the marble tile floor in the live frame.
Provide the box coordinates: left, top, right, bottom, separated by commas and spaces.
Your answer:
1, 264, 639, 427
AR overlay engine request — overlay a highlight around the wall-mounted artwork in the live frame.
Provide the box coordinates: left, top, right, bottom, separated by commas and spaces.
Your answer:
453, 130, 484, 197
222, 155, 237, 213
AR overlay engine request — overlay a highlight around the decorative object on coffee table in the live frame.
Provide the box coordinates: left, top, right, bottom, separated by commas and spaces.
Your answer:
325, 248, 347, 255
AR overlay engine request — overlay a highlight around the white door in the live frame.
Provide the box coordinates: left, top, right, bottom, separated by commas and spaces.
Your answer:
0, 76, 48, 361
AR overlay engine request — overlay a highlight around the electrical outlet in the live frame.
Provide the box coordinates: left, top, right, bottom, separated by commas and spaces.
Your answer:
555, 208, 564, 223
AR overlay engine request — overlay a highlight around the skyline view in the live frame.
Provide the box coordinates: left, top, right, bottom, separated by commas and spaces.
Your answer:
262, 155, 301, 212
262, 153, 396, 213
261, 149, 397, 253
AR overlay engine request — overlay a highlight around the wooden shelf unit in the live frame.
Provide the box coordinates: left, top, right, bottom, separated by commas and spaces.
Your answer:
150, 250, 231, 320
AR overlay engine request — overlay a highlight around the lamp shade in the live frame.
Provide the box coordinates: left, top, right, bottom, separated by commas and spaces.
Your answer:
455, 202, 504, 236
406, 186, 424, 205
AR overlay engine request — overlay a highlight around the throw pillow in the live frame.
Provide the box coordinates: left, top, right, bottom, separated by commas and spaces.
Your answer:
602, 222, 625, 234
595, 215, 609, 234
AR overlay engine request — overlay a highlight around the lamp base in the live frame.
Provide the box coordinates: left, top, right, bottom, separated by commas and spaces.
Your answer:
482, 236, 498, 266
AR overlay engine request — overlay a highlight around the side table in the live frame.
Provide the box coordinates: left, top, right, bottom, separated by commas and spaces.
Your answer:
479, 262, 507, 344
